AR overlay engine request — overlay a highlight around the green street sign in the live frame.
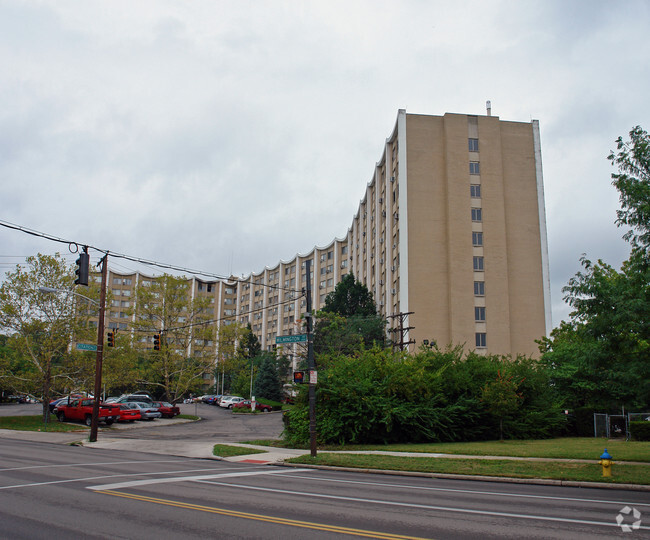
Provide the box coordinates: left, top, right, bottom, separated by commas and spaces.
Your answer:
275, 334, 307, 344
76, 343, 98, 352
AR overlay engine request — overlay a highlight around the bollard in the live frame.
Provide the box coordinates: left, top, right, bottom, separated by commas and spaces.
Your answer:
599, 448, 613, 477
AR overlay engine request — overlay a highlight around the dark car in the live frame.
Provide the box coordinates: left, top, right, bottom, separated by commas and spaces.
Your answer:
152, 401, 180, 418
232, 400, 272, 412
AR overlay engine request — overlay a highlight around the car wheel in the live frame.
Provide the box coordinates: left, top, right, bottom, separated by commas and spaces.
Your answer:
84, 415, 92, 426
57, 412, 65, 422
105, 419, 114, 426
228, 404, 233, 409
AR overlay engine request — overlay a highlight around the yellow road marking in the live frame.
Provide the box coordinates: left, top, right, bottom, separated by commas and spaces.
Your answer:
97, 489, 430, 539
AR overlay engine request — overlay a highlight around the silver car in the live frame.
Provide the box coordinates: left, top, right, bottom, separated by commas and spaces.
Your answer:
132, 401, 162, 420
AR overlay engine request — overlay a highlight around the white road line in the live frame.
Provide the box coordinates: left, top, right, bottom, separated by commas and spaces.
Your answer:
281, 473, 650, 508
196, 480, 650, 531
86, 468, 312, 491
0, 459, 183, 472
0, 466, 260, 491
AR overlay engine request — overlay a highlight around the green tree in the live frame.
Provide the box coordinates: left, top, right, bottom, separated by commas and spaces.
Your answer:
609, 126, 650, 254
481, 371, 524, 440
253, 354, 283, 401
130, 274, 215, 401
215, 321, 254, 395
541, 126, 650, 411
0, 253, 96, 421
322, 273, 377, 316
315, 273, 386, 355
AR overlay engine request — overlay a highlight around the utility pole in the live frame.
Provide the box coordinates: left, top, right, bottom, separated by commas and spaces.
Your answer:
387, 311, 415, 352
305, 259, 317, 457
89, 253, 108, 443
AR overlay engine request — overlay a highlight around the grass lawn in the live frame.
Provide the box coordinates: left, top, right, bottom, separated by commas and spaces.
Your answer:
248, 437, 650, 462
0, 415, 88, 432
285, 453, 650, 485
212, 444, 268, 458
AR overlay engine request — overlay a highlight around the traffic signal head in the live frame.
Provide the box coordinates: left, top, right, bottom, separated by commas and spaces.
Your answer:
293, 371, 305, 384
74, 250, 90, 286
107, 331, 114, 347
153, 334, 161, 351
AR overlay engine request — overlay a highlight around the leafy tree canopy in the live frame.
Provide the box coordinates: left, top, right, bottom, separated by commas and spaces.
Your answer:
322, 273, 377, 317
540, 126, 650, 410
315, 273, 386, 355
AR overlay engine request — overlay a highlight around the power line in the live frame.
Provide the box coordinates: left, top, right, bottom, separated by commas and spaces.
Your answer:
0, 218, 303, 294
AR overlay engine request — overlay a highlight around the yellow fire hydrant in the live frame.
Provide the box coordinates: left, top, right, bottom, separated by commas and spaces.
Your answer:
599, 449, 613, 477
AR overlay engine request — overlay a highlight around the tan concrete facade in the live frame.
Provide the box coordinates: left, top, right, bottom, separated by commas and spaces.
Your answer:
94, 110, 550, 370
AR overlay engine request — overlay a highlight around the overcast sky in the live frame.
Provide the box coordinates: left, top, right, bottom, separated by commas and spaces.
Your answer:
1, 1, 648, 326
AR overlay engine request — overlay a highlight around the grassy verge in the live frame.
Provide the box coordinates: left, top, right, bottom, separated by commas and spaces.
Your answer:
212, 444, 268, 458
0, 415, 88, 432
175, 414, 199, 420
248, 437, 650, 462
286, 453, 650, 485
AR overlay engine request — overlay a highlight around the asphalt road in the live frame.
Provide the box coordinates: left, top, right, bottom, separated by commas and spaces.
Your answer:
1, 437, 649, 539
2, 402, 650, 538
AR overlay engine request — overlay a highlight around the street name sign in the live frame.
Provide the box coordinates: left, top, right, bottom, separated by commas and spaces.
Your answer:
275, 334, 307, 344
76, 343, 98, 352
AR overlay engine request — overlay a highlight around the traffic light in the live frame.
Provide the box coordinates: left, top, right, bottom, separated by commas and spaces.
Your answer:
74, 249, 90, 286
293, 371, 305, 384
153, 334, 161, 351
107, 331, 114, 347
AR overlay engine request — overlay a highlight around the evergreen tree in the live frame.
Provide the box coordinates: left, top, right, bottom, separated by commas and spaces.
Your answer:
253, 355, 283, 401
315, 273, 386, 354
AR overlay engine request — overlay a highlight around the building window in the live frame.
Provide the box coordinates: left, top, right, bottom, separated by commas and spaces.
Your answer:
473, 256, 484, 271
470, 162, 480, 175
475, 332, 487, 348
474, 281, 485, 296
471, 208, 482, 222
472, 232, 483, 246
475, 306, 486, 321
468, 138, 479, 152
470, 184, 481, 198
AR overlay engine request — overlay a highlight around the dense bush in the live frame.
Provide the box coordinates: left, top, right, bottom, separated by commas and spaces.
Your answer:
630, 421, 650, 441
282, 346, 566, 446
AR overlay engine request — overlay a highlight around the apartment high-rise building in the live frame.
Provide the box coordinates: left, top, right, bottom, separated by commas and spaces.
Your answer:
98, 109, 550, 371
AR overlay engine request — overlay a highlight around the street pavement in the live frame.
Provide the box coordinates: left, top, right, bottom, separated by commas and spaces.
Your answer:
2, 402, 649, 490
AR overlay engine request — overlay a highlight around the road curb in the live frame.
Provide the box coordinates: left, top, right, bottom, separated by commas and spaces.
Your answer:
275, 462, 650, 492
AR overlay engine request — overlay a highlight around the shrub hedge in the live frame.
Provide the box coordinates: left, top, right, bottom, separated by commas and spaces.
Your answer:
283, 346, 566, 446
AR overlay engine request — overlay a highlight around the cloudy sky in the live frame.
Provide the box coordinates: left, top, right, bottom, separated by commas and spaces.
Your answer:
1, 1, 648, 326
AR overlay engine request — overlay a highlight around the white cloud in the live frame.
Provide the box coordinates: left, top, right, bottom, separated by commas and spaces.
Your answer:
1, 0, 649, 326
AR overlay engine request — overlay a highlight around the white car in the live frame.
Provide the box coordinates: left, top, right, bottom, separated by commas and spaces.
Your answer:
219, 396, 245, 409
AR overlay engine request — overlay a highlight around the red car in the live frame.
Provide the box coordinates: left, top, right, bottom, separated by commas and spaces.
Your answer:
232, 400, 272, 412
152, 401, 180, 418
117, 402, 141, 422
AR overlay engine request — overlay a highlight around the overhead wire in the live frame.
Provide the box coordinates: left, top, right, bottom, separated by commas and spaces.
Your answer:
0, 218, 306, 294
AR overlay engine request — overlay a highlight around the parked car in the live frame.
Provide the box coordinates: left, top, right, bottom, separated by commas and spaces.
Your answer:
131, 402, 162, 420
219, 396, 245, 409
56, 398, 121, 426
117, 402, 142, 422
231, 400, 272, 412
152, 401, 180, 418
49, 394, 87, 412
115, 394, 154, 404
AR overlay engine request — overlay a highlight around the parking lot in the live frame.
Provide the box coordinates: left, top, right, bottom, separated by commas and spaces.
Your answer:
0, 400, 285, 442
